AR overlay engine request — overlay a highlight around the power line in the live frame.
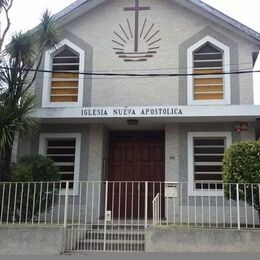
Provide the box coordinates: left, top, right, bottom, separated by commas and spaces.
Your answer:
11, 67, 257, 80
0, 66, 259, 78
71, 62, 254, 72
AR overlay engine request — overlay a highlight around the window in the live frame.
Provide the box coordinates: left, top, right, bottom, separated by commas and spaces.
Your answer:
39, 133, 81, 194
193, 44, 223, 100
42, 39, 85, 108
187, 36, 231, 105
188, 132, 232, 196
50, 48, 79, 103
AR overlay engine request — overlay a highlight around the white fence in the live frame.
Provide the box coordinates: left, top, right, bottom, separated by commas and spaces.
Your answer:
0, 181, 259, 252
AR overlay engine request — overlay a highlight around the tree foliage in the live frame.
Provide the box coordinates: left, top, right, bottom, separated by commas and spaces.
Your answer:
223, 141, 260, 183
0, 10, 59, 180
223, 141, 260, 219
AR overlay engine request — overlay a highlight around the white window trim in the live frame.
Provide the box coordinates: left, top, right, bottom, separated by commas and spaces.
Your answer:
42, 39, 85, 108
39, 133, 81, 196
187, 36, 231, 105
187, 131, 232, 196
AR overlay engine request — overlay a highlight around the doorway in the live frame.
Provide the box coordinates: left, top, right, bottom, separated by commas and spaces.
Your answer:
107, 131, 165, 218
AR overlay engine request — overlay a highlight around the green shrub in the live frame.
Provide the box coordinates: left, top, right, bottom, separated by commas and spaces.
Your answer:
10, 155, 60, 182
223, 141, 260, 219
223, 141, 260, 184
0, 155, 61, 222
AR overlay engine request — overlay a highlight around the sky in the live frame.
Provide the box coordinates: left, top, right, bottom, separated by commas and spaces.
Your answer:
1, 0, 260, 104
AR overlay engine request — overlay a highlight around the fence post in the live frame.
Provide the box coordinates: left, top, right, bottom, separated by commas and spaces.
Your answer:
236, 183, 241, 230
145, 182, 148, 228
64, 182, 69, 229
103, 181, 108, 251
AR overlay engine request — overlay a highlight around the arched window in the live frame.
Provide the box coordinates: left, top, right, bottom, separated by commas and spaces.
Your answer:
193, 43, 223, 100
187, 36, 230, 105
50, 47, 80, 103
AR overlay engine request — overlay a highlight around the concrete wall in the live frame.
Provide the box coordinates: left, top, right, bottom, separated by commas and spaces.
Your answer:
0, 226, 65, 255
145, 227, 260, 252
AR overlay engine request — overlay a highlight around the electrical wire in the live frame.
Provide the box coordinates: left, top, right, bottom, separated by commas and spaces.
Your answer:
0, 66, 259, 78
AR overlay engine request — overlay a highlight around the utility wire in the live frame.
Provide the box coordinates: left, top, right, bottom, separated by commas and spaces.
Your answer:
0, 66, 259, 78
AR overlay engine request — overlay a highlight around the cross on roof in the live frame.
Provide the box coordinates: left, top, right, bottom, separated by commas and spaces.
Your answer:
124, 0, 151, 52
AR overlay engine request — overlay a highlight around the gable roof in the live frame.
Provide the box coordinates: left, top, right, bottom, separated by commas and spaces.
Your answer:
53, 0, 260, 45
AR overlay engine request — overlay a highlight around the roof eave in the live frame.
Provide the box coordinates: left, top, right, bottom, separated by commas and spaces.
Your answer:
177, 0, 260, 45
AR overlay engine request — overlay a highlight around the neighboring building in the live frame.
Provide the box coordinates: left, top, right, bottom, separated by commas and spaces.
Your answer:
17, 0, 260, 222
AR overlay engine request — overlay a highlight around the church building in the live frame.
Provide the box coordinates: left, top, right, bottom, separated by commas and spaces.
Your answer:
18, 0, 260, 204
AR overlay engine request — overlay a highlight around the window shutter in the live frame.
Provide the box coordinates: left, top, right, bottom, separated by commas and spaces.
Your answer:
193, 44, 224, 100
50, 48, 80, 102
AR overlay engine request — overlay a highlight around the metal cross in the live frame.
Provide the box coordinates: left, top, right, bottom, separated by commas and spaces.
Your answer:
124, 0, 151, 52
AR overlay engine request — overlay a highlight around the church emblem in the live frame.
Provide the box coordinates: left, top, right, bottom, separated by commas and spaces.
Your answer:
112, 0, 161, 62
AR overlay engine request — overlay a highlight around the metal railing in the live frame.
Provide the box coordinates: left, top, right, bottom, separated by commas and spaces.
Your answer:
0, 181, 259, 252
152, 193, 160, 226
153, 182, 260, 230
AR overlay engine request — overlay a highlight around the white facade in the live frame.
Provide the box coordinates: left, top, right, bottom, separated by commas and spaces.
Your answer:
18, 0, 260, 195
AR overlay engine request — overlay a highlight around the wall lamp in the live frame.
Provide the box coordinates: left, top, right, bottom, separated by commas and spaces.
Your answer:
127, 119, 139, 126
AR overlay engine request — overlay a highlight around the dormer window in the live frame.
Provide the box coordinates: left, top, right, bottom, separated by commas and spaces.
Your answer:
187, 36, 231, 105
42, 39, 85, 107
51, 48, 79, 103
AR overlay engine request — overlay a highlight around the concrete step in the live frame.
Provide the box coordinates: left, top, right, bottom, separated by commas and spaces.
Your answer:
73, 228, 145, 252
83, 230, 145, 240
75, 241, 145, 252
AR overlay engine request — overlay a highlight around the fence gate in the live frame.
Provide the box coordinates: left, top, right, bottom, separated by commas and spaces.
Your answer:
64, 181, 149, 253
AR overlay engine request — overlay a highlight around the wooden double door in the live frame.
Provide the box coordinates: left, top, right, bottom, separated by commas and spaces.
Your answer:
107, 131, 165, 219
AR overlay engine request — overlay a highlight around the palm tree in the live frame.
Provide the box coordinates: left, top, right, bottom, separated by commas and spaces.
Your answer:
0, 10, 59, 181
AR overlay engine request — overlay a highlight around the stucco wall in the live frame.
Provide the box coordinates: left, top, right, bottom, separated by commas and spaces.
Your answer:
47, 0, 258, 107
145, 227, 260, 252
159, 122, 255, 184
16, 121, 256, 183
0, 226, 65, 255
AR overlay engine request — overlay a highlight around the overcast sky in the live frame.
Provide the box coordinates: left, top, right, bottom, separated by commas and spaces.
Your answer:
1, 0, 260, 104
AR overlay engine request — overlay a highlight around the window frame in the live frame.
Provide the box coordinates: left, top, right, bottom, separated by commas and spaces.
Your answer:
39, 133, 81, 196
187, 131, 232, 196
187, 36, 231, 105
42, 39, 85, 108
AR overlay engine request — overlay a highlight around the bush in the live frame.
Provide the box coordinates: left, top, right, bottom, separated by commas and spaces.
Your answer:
223, 141, 260, 184
0, 155, 61, 222
10, 155, 60, 182
223, 141, 260, 220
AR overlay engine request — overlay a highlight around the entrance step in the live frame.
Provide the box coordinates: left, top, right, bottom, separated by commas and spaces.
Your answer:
72, 228, 145, 252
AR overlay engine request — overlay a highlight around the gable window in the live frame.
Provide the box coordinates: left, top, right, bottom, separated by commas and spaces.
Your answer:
193, 44, 223, 100
187, 36, 231, 105
39, 133, 81, 195
42, 39, 85, 108
188, 132, 232, 196
50, 48, 79, 103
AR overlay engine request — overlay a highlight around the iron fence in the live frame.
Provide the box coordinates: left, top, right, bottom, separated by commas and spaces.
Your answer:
0, 181, 259, 252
